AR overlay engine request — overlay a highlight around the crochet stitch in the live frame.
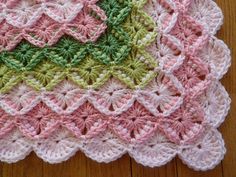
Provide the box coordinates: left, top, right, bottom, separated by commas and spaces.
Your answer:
0, 0, 231, 171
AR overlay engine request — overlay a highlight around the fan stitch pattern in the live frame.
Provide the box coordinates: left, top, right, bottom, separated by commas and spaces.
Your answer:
0, 0, 107, 50
0, 0, 231, 171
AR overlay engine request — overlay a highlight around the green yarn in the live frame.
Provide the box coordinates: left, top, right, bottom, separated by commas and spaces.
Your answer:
91, 27, 131, 64
123, 5, 157, 49
0, 0, 156, 68
0, 52, 157, 93
24, 62, 65, 91
46, 38, 88, 67
0, 65, 21, 93
0, 0, 133, 67
0, 0, 158, 93
1, 43, 44, 71
99, 0, 131, 27
0, 32, 131, 69
68, 57, 111, 89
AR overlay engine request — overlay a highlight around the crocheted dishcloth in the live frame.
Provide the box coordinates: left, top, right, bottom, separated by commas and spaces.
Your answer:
0, 0, 231, 171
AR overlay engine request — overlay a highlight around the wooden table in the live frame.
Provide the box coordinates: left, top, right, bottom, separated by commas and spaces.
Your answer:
0, 0, 235, 176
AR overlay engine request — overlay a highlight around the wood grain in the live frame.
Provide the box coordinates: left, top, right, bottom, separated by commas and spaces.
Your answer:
0, 0, 235, 176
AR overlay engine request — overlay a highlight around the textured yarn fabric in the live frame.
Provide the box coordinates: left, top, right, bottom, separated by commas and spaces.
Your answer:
0, 0, 231, 171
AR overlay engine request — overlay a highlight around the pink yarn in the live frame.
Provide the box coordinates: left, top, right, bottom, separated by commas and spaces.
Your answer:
112, 102, 158, 143
0, 109, 15, 138
16, 103, 60, 139
170, 14, 209, 54
0, 0, 107, 51
62, 103, 108, 139
159, 101, 205, 144
0, 99, 206, 145
0, 0, 231, 170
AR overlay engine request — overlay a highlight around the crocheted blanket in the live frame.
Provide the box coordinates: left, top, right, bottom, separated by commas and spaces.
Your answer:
0, 0, 231, 171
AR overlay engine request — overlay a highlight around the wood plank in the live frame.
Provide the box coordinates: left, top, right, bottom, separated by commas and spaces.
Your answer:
131, 158, 178, 177
0, 0, 235, 177
85, 155, 131, 177
12, 153, 43, 177
43, 152, 131, 177
216, 0, 236, 177
0, 163, 12, 177
176, 0, 234, 176
43, 152, 87, 177
220, 95, 236, 177
177, 159, 223, 177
